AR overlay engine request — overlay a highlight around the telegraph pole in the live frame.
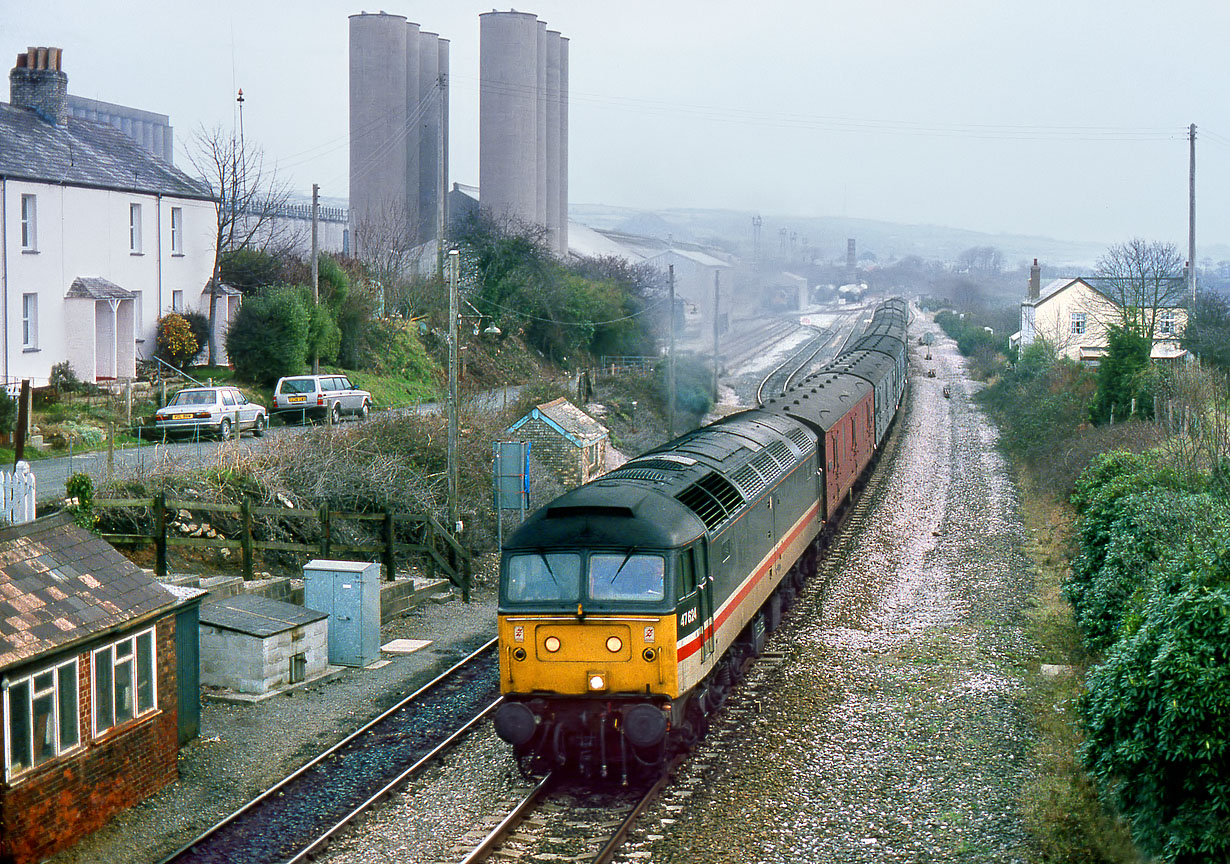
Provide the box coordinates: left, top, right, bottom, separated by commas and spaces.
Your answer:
311, 183, 320, 374
1189, 123, 1197, 303
447, 250, 460, 533
712, 270, 720, 401
667, 264, 676, 439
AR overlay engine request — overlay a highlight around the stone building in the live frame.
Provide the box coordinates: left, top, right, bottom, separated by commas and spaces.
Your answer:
198, 595, 329, 695
506, 397, 609, 488
0, 512, 199, 864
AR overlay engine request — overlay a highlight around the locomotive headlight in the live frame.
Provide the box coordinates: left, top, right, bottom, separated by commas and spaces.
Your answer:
605, 636, 623, 653
588, 673, 607, 691
544, 636, 561, 653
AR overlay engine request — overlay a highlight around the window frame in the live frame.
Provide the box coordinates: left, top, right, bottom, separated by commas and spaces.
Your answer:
19, 194, 37, 251
1070, 311, 1087, 336
171, 289, 184, 313
129, 203, 143, 253
21, 293, 38, 350
91, 627, 157, 738
4, 656, 81, 781
170, 206, 183, 255
1158, 310, 1177, 335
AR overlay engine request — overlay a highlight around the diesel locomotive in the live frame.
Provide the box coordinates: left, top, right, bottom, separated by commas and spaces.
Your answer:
494, 298, 909, 776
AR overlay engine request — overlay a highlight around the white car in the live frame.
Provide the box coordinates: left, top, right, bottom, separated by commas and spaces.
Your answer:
154, 387, 267, 439
272, 374, 372, 424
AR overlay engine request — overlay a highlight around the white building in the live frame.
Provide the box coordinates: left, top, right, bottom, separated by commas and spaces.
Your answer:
0, 47, 219, 386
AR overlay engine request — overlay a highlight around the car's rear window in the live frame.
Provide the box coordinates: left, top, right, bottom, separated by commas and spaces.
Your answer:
169, 390, 216, 407
279, 379, 316, 395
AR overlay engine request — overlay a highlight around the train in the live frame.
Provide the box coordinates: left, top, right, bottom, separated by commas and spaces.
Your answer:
493, 298, 910, 777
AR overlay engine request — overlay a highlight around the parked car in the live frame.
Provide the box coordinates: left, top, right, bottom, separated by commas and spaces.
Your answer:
154, 387, 267, 439
272, 374, 372, 424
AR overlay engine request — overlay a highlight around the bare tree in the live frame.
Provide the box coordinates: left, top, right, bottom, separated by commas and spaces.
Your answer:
187, 125, 295, 364
957, 245, 1004, 275
351, 195, 430, 317
1093, 239, 1187, 341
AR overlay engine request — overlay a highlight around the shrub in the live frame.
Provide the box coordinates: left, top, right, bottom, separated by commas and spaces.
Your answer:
224, 288, 310, 386
49, 361, 84, 394
180, 310, 211, 364
1081, 547, 1230, 861
0, 389, 16, 437
156, 313, 199, 368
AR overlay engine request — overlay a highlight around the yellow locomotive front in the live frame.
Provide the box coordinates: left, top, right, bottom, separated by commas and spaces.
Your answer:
493, 491, 708, 775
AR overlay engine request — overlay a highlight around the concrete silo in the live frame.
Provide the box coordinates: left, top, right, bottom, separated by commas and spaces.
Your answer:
418, 31, 440, 245
479, 11, 569, 256
544, 31, 561, 252
557, 35, 569, 256
437, 37, 450, 248
349, 12, 412, 259
479, 10, 542, 233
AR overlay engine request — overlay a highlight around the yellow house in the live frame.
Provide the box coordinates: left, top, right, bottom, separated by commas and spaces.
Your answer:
1010, 261, 1188, 364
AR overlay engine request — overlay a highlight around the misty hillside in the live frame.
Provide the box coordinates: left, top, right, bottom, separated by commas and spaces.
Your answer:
571, 204, 1228, 271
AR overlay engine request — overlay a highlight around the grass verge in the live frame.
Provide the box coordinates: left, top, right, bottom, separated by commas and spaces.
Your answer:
1016, 475, 1139, 864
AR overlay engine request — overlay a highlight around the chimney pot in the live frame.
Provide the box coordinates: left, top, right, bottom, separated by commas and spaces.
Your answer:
9, 46, 69, 125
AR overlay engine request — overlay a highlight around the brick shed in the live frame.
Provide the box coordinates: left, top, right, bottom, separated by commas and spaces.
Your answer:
199, 594, 329, 695
0, 512, 192, 864
506, 397, 610, 488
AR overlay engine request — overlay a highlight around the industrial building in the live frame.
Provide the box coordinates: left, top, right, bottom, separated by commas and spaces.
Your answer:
479, 10, 568, 256
348, 12, 449, 260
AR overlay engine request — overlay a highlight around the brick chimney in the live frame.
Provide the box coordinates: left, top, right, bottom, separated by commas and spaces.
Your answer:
1028, 258, 1040, 301
10, 47, 68, 125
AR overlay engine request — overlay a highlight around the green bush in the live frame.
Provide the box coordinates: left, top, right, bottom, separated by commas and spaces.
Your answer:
654, 354, 714, 417
181, 310, 210, 364
155, 313, 199, 368
224, 288, 310, 385
220, 248, 283, 295
1082, 547, 1230, 861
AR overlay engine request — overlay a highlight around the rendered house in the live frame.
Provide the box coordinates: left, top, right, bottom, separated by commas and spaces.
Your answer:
0, 47, 220, 386
0, 512, 199, 864
1011, 259, 1188, 364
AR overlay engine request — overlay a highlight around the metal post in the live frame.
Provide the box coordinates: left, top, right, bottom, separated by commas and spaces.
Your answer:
1189, 123, 1197, 303
712, 270, 721, 400
311, 182, 320, 375
154, 490, 167, 577
241, 497, 253, 580
447, 249, 460, 533
668, 265, 676, 439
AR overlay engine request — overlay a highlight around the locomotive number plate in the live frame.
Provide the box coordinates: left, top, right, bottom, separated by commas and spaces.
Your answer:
643, 625, 655, 643
513, 625, 525, 643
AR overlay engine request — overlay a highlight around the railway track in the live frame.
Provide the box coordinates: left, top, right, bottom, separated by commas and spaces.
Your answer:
720, 316, 801, 371
754, 308, 873, 405
158, 638, 500, 864
457, 767, 675, 864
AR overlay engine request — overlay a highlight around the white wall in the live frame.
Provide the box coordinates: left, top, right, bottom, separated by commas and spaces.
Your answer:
2, 178, 216, 385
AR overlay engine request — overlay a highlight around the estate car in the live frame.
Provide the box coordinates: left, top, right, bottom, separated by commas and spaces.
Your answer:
272, 374, 372, 424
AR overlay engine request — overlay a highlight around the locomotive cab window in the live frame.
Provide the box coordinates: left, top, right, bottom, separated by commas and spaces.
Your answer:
588, 553, 665, 602
504, 552, 582, 604
678, 548, 698, 595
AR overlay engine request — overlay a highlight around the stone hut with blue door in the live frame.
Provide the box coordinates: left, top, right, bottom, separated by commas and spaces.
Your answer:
506, 397, 610, 488
0, 512, 203, 864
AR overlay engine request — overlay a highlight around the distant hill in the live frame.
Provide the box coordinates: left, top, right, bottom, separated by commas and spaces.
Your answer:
570, 204, 1229, 270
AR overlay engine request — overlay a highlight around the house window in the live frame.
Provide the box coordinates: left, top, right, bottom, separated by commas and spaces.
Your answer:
170, 207, 183, 254
20, 194, 36, 251
1158, 310, 1177, 335
129, 203, 143, 253
4, 658, 80, 779
171, 289, 184, 312
92, 628, 156, 736
584, 442, 600, 471
21, 293, 37, 350
1070, 312, 1087, 336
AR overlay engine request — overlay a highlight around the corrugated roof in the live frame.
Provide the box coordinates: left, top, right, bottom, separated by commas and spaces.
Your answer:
0, 512, 177, 671
0, 102, 211, 200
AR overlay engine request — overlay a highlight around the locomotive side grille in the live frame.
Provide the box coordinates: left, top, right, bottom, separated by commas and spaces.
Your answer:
767, 440, 794, 468
788, 428, 812, 451
732, 464, 768, 500
676, 472, 744, 529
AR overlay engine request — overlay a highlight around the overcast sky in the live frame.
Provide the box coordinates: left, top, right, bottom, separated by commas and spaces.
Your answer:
6, 1, 1229, 254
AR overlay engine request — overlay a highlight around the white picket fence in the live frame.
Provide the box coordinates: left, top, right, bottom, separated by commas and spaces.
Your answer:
1, 461, 36, 525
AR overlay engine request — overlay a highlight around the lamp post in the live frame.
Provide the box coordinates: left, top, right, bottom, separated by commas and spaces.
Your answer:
446, 250, 501, 538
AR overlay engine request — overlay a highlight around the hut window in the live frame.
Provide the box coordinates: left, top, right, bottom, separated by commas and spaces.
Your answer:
3, 657, 79, 779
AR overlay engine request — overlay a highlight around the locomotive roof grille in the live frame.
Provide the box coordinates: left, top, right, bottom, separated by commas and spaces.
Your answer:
767, 439, 794, 468
788, 428, 812, 450
603, 468, 668, 484
732, 464, 769, 500
620, 457, 690, 472
675, 471, 744, 530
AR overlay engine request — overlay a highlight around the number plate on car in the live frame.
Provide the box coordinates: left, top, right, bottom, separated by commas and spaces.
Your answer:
172, 413, 191, 420
287, 396, 306, 403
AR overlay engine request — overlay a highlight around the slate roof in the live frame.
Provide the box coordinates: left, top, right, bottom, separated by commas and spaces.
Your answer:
199, 594, 327, 638
0, 512, 177, 671
66, 276, 135, 300
0, 101, 212, 200
507, 397, 608, 448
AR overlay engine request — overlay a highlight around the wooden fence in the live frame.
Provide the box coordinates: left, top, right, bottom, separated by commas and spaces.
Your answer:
1, 461, 36, 525
94, 494, 473, 600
